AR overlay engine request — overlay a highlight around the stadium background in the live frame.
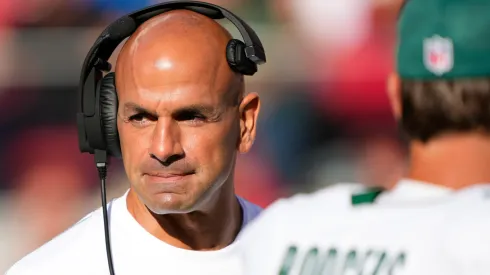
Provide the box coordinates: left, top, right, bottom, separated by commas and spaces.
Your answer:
0, 0, 405, 271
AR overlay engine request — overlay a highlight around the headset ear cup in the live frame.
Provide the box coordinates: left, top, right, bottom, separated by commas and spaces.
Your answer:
99, 72, 122, 158
226, 39, 258, 76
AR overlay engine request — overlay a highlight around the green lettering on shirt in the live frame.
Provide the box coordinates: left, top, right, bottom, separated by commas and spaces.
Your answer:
279, 246, 298, 275
278, 247, 406, 275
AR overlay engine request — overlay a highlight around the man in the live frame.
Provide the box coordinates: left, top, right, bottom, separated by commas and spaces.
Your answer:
6, 9, 261, 275
236, 0, 490, 274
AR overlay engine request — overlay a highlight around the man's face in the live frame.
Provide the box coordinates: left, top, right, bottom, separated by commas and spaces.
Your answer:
114, 12, 260, 215
117, 75, 242, 214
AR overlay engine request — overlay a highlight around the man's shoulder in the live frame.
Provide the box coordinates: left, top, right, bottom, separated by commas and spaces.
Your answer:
265, 182, 368, 215
446, 190, 490, 234
437, 193, 490, 271
238, 183, 367, 236
5, 208, 105, 275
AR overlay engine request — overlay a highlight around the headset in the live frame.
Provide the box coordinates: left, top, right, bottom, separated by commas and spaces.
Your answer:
76, 1, 266, 274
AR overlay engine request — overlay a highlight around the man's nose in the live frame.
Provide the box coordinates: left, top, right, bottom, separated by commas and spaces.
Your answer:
148, 118, 184, 166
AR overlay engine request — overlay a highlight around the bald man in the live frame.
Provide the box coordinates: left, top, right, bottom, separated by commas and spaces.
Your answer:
6, 9, 262, 275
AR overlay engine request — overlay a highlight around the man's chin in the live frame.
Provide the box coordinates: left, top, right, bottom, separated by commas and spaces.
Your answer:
145, 193, 198, 215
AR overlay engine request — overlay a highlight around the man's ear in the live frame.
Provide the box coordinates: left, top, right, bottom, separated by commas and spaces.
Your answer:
387, 72, 402, 120
238, 93, 260, 154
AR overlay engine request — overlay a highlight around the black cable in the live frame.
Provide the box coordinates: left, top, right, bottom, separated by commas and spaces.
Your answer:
95, 149, 116, 275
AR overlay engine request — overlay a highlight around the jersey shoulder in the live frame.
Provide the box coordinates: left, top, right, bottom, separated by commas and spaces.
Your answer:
238, 183, 371, 239
269, 182, 374, 214
441, 194, 490, 273
5, 207, 106, 275
445, 189, 490, 236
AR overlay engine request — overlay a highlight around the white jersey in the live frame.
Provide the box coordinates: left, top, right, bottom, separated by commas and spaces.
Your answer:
5, 190, 262, 275
236, 179, 490, 275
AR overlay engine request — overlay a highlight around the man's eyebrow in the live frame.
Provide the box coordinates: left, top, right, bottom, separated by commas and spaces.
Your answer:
122, 102, 221, 117
123, 102, 157, 117
174, 104, 221, 116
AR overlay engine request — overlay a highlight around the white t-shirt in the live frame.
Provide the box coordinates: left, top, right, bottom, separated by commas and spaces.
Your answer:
236, 179, 490, 275
5, 190, 261, 275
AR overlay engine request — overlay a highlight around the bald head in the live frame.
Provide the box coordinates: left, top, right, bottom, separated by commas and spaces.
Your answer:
115, 10, 244, 104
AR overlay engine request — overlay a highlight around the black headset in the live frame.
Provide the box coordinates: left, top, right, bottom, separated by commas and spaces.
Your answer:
77, 0, 266, 161
75, 2, 266, 274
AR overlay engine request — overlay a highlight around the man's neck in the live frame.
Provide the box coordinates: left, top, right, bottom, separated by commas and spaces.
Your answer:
126, 182, 242, 251
408, 133, 490, 190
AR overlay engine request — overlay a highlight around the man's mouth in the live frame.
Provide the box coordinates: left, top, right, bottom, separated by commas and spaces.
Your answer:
143, 171, 195, 183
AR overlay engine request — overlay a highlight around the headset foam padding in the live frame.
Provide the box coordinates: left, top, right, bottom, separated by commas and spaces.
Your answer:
99, 72, 122, 158
226, 39, 257, 76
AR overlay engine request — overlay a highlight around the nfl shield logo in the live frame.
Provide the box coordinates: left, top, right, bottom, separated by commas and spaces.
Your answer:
423, 35, 454, 75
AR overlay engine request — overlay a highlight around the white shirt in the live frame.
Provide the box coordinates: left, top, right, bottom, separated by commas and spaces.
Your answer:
236, 179, 490, 275
5, 190, 261, 275
0, 195, 29, 273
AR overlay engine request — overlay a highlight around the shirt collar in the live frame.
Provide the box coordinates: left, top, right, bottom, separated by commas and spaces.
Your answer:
376, 178, 453, 203
376, 178, 490, 204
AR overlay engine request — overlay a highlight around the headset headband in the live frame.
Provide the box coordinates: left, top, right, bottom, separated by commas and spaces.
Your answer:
77, 1, 266, 154
79, 1, 265, 103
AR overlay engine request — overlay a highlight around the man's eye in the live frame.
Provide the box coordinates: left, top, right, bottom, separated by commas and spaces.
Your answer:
128, 113, 156, 126
175, 111, 206, 122
129, 114, 145, 121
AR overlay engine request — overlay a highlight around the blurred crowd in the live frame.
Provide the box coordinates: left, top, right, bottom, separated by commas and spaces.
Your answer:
0, 0, 406, 272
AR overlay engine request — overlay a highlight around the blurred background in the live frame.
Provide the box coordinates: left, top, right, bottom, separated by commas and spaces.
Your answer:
0, 0, 407, 271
